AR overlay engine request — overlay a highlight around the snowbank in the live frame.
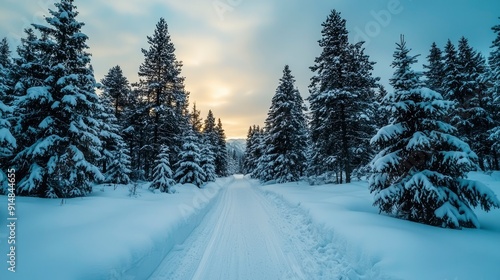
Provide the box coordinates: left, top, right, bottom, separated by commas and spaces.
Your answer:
260, 172, 500, 280
0, 177, 233, 280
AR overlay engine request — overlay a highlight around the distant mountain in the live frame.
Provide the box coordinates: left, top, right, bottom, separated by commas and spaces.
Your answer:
226, 139, 246, 174
226, 139, 246, 156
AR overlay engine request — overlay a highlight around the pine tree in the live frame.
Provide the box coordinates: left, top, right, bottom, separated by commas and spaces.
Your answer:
203, 110, 217, 142
174, 131, 206, 187
442, 40, 461, 101
202, 110, 219, 174
243, 126, 255, 174
0, 38, 17, 193
214, 118, 228, 177
119, 87, 144, 180
97, 88, 131, 184
249, 127, 266, 179
369, 36, 500, 229
487, 18, 500, 170
308, 10, 378, 184
190, 103, 203, 135
199, 135, 216, 182
134, 18, 190, 178
13, 0, 104, 198
0, 37, 16, 154
257, 65, 308, 183
0, 38, 15, 97
100, 65, 130, 119
454, 37, 494, 170
151, 145, 175, 193
106, 140, 131, 185
424, 42, 445, 93
243, 125, 265, 176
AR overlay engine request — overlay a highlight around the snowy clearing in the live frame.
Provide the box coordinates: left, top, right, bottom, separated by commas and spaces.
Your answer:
0, 177, 232, 280
1, 173, 499, 279
260, 172, 500, 280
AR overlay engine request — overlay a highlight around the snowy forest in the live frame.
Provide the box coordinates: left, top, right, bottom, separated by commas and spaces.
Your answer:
0, 1, 233, 198
0, 0, 499, 230
242, 11, 500, 229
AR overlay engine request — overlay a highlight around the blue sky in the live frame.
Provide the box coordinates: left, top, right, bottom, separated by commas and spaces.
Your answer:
1, 0, 499, 138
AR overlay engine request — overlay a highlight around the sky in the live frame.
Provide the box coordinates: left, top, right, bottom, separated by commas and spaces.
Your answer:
1, 0, 499, 139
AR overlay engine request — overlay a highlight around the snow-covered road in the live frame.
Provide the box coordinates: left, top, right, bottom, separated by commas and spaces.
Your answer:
149, 176, 379, 280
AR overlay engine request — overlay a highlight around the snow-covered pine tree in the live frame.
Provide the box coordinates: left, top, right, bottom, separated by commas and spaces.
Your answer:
117, 86, 137, 179
174, 131, 206, 187
12, 28, 50, 101
243, 125, 266, 176
442, 39, 461, 103
0, 37, 15, 100
488, 18, 500, 170
97, 85, 131, 184
202, 109, 220, 173
214, 118, 228, 177
423, 42, 445, 93
106, 140, 131, 185
369, 36, 500, 229
13, 0, 104, 198
257, 65, 308, 183
203, 110, 217, 144
190, 103, 203, 135
243, 126, 255, 174
453, 37, 494, 170
150, 145, 175, 193
199, 135, 216, 182
100, 65, 130, 119
0, 38, 16, 193
249, 127, 267, 179
135, 18, 190, 178
308, 10, 378, 184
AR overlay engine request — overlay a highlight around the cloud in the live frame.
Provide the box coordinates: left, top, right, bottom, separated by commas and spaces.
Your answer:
3, 0, 499, 139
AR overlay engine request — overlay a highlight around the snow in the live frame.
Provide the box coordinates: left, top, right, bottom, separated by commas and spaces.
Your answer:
260, 172, 500, 280
371, 123, 405, 144
1, 173, 499, 279
149, 176, 382, 279
0, 178, 232, 280
0, 127, 16, 147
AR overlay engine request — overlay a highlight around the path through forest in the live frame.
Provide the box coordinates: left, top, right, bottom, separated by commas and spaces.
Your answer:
149, 176, 376, 280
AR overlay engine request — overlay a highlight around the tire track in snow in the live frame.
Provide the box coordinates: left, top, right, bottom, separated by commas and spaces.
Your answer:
149, 177, 387, 280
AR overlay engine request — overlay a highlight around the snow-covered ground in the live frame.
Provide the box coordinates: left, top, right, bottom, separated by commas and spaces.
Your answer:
260, 172, 500, 280
1, 172, 499, 279
149, 175, 382, 279
0, 177, 233, 280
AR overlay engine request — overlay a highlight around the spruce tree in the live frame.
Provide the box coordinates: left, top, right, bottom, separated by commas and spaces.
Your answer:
488, 18, 500, 170
199, 135, 216, 182
174, 131, 206, 187
424, 42, 445, 93
369, 36, 500, 229
442, 40, 461, 110
98, 88, 131, 184
257, 65, 308, 183
0, 39, 16, 192
13, 0, 104, 198
214, 118, 228, 177
105, 140, 131, 185
190, 103, 203, 135
308, 10, 377, 184
243, 126, 255, 174
249, 127, 266, 179
100, 65, 130, 119
151, 145, 175, 193
135, 18, 190, 178
454, 37, 494, 170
